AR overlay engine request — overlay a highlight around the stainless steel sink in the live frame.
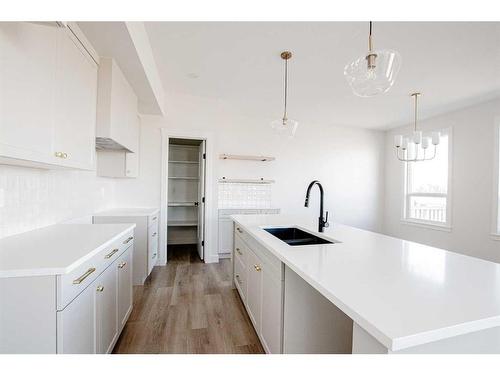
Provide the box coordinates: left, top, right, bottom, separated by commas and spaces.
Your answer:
263, 227, 337, 246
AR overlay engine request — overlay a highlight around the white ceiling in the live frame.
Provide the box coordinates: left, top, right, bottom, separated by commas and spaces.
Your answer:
145, 22, 500, 130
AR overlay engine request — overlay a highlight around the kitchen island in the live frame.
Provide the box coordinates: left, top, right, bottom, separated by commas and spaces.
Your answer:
231, 214, 500, 354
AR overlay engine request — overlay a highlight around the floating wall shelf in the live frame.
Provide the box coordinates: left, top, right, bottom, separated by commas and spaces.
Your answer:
219, 154, 275, 162
218, 177, 275, 184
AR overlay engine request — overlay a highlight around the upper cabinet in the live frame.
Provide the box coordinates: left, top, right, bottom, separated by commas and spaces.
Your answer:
96, 58, 139, 153
0, 22, 98, 170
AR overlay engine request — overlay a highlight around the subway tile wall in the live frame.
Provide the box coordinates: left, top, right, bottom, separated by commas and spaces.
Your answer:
0, 166, 115, 239
218, 182, 272, 209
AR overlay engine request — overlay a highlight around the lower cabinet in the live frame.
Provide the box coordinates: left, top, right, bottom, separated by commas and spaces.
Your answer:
57, 282, 96, 354
233, 226, 284, 353
56, 245, 133, 354
117, 248, 133, 329
95, 263, 118, 354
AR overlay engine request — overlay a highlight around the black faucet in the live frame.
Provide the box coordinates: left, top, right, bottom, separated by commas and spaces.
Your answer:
304, 180, 329, 233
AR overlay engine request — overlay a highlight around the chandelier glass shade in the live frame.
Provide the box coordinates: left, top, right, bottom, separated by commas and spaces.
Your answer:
344, 22, 402, 97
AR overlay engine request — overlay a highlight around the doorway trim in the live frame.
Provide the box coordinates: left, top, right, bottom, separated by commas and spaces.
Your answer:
159, 128, 217, 264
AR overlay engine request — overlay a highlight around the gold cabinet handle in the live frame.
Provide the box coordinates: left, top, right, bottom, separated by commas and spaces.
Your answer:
123, 236, 134, 244
254, 264, 262, 272
104, 248, 119, 259
73, 267, 96, 284
236, 248, 242, 255
96, 285, 104, 292
236, 227, 243, 233
62, 152, 68, 159
55, 151, 63, 158
118, 262, 126, 269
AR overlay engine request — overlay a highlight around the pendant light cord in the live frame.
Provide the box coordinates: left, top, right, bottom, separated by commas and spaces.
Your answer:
283, 57, 288, 121
368, 21, 373, 52
414, 94, 418, 132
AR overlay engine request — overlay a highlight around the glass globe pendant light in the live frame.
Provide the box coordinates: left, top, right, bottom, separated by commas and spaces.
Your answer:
271, 51, 298, 137
344, 22, 402, 97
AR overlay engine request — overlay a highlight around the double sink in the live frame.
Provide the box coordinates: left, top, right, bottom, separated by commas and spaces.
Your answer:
264, 227, 338, 246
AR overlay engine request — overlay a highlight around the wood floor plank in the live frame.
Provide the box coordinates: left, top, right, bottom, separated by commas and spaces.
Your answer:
113, 245, 263, 354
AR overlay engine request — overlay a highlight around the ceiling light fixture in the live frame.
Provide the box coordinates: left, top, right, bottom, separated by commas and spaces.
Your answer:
394, 93, 440, 162
344, 21, 401, 97
271, 51, 298, 138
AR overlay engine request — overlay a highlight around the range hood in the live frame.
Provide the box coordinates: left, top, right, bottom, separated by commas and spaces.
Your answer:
96, 137, 132, 152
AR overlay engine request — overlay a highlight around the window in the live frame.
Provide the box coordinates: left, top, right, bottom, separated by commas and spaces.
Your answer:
403, 131, 451, 227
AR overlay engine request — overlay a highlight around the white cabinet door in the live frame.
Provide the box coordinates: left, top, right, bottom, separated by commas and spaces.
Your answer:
117, 247, 133, 329
261, 266, 283, 353
0, 22, 57, 164
56, 282, 96, 354
218, 219, 233, 254
246, 249, 263, 331
95, 264, 118, 354
53, 26, 97, 170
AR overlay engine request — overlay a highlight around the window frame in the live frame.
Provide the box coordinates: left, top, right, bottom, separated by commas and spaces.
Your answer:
401, 127, 453, 231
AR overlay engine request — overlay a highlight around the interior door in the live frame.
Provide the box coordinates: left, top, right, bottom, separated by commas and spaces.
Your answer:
197, 140, 206, 260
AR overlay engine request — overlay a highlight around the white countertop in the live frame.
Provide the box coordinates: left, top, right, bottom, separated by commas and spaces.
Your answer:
231, 214, 500, 351
0, 223, 135, 278
93, 207, 159, 217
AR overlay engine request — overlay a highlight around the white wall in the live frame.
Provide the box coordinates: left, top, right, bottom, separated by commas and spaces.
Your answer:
0, 166, 115, 239
113, 93, 386, 262
383, 98, 500, 263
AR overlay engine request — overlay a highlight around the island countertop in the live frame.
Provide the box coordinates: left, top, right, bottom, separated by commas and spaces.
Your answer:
0, 223, 136, 278
231, 214, 500, 351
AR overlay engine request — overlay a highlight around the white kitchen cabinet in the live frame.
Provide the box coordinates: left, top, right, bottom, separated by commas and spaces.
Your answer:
0, 22, 98, 170
53, 26, 97, 170
117, 247, 133, 330
96, 58, 139, 153
0, 22, 57, 166
246, 249, 263, 330
261, 264, 283, 354
0, 224, 135, 354
57, 281, 96, 354
218, 209, 279, 258
97, 145, 139, 178
233, 226, 284, 353
95, 261, 118, 354
94, 208, 160, 285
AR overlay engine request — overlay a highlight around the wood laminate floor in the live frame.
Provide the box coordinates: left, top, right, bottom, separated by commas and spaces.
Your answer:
113, 245, 264, 354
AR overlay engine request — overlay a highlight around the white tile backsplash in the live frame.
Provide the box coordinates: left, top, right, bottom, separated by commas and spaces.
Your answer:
218, 182, 272, 209
0, 165, 115, 239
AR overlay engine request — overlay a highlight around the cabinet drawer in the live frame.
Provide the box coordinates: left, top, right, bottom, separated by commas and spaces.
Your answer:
148, 212, 159, 227
234, 234, 247, 266
234, 255, 247, 302
56, 229, 134, 310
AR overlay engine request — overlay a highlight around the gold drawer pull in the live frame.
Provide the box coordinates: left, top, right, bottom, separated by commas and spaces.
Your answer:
96, 285, 104, 292
118, 262, 127, 269
236, 248, 242, 255
73, 267, 96, 284
254, 264, 262, 272
236, 227, 243, 233
105, 248, 119, 259
123, 236, 134, 244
